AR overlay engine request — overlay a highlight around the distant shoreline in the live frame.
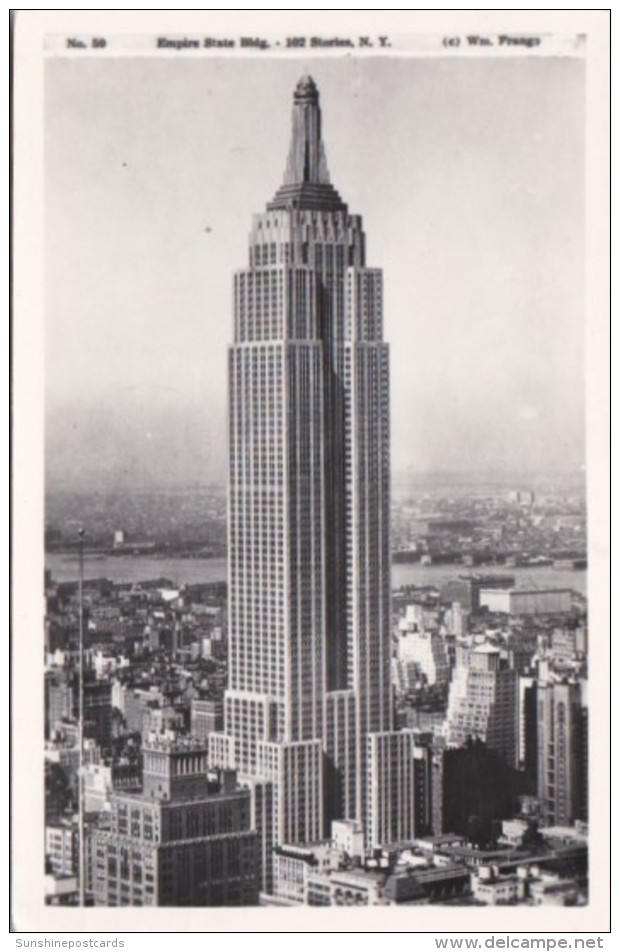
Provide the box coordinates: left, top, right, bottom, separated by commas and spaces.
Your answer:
45, 551, 588, 598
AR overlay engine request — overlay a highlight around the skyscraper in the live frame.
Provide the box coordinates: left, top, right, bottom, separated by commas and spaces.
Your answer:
210, 75, 392, 862
445, 643, 518, 768
537, 679, 588, 827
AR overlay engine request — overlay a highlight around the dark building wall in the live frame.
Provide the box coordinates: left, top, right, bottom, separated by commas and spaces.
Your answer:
537, 682, 588, 827
79, 681, 113, 751
92, 788, 259, 906
431, 745, 445, 836
48, 674, 113, 750
413, 748, 433, 837
523, 683, 538, 793
158, 835, 258, 906
577, 707, 588, 822
434, 740, 527, 841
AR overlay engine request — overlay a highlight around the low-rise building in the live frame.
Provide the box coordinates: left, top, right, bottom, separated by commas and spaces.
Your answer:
331, 819, 364, 861
329, 869, 385, 906
470, 865, 524, 905
273, 842, 332, 905
480, 588, 572, 616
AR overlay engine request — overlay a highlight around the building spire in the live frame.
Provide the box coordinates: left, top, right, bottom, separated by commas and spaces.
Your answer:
283, 75, 331, 187
268, 76, 346, 212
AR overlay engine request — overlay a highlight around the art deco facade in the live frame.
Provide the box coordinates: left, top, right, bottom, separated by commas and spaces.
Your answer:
210, 76, 392, 855
445, 644, 518, 767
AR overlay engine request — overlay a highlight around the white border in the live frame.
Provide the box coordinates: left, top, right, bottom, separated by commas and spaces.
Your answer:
11, 9, 611, 934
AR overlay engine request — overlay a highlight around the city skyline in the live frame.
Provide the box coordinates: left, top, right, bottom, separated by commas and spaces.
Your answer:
45, 55, 585, 491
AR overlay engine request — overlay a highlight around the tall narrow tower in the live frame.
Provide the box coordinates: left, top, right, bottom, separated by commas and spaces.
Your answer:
211, 75, 391, 855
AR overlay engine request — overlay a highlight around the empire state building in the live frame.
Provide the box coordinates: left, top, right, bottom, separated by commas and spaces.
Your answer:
210, 76, 393, 871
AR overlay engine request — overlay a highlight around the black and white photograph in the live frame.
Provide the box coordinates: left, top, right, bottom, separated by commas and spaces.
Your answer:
11, 9, 611, 936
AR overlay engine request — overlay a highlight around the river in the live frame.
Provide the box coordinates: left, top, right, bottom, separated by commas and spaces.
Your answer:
45, 553, 588, 597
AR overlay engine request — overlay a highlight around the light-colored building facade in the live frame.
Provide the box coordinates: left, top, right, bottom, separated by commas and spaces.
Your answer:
365, 731, 416, 849
328, 869, 384, 906
395, 628, 450, 687
273, 842, 332, 904
470, 866, 524, 905
46, 821, 77, 876
445, 644, 518, 766
210, 75, 392, 868
480, 588, 572, 616
331, 819, 364, 860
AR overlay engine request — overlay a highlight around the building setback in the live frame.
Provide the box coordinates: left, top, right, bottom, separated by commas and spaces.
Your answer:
445, 644, 518, 768
209, 75, 393, 873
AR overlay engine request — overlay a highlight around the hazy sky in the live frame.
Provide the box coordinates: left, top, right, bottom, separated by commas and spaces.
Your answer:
45, 53, 585, 489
